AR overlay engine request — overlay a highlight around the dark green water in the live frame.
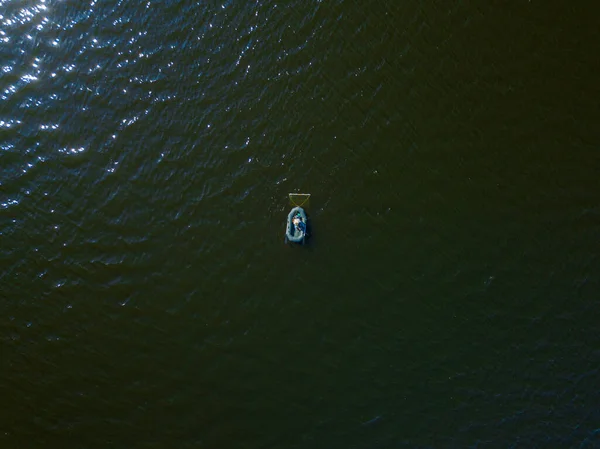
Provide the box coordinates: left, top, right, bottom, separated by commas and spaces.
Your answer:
1, 1, 599, 447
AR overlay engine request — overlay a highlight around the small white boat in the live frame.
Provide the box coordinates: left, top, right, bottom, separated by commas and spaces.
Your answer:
285, 193, 310, 245
285, 206, 307, 244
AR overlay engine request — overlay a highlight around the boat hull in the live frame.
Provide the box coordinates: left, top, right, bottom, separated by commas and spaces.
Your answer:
285, 206, 307, 244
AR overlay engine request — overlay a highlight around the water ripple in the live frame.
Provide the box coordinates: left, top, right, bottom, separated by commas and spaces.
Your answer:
3, 1, 599, 447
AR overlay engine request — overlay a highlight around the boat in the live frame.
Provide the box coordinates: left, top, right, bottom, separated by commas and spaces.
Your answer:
286, 206, 308, 244
285, 193, 310, 245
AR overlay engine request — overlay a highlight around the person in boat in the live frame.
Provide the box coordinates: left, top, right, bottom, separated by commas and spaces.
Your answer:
292, 213, 305, 233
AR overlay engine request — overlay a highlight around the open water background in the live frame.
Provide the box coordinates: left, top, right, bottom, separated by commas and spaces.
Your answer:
1, 1, 599, 448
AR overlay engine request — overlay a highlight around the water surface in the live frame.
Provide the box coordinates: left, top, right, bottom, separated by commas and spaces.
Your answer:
1, 1, 599, 448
